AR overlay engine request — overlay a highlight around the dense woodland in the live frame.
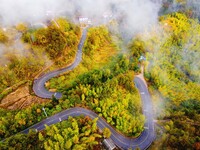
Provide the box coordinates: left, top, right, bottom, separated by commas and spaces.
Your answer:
0, 18, 81, 96
0, 1, 200, 149
129, 12, 200, 149
48, 26, 144, 136
0, 24, 144, 149
0, 116, 109, 150
22, 18, 81, 61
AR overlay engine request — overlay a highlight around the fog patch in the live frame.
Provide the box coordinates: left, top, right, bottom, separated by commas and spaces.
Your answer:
0, 0, 161, 39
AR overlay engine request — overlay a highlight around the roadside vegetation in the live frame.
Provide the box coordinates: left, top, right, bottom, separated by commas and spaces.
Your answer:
22, 18, 81, 65
0, 18, 81, 99
1, 2, 199, 149
0, 116, 108, 150
47, 26, 144, 136
130, 12, 200, 149
0, 25, 144, 147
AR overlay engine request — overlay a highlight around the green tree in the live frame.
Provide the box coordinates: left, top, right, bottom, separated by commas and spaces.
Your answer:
0, 29, 8, 43
103, 127, 111, 138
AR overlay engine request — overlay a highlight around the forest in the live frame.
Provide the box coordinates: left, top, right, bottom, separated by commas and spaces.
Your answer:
0, 18, 81, 96
0, 116, 111, 150
0, 0, 200, 149
130, 12, 200, 149
48, 26, 144, 137
0, 23, 144, 149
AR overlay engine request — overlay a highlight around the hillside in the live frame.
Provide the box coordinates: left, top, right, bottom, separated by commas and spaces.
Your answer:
0, 0, 200, 149
129, 12, 200, 149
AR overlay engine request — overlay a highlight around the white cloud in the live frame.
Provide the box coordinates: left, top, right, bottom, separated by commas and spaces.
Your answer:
0, 0, 161, 36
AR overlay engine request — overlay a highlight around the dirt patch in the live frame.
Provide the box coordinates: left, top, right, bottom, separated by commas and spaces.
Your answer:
0, 84, 47, 110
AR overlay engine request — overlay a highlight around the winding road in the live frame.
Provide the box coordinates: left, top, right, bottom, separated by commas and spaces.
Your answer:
29, 28, 155, 149
33, 28, 87, 99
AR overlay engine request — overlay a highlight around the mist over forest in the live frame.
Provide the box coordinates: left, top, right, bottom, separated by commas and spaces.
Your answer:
0, 0, 199, 150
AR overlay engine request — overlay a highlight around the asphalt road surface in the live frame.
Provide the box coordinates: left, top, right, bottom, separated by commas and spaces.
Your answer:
23, 28, 155, 149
